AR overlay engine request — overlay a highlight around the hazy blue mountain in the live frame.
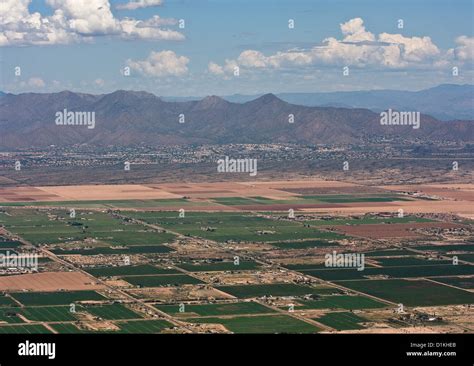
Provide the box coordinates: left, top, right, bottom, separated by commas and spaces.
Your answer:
221, 84, 474, 121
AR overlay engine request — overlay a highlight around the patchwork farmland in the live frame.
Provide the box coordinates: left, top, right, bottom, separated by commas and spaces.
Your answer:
0, 180, 472, 333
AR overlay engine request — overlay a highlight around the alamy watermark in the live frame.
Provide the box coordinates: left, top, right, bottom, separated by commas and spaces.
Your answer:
55, 108, 96, 129
325, 250, 365, 271
217, 156, 257, 176
380, 109, 420, 129
0, 251, 38, 271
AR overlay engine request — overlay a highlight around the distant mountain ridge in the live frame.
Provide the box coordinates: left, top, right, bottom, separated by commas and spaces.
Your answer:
162, 84, 474, 121
0, 89, 472, 149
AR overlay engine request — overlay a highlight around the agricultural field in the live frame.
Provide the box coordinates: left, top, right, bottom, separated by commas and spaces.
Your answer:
123, 274, 204, 287
85, 264, 179, 277
0, 180, 472, 334
10, 291, 106, 306
0, 324, 52, 334
176, 260, 261, 272
187, 314, 321, 333
216, 284, 318, 298
83, 304, 143, 320
125, 211, 346, 243
290, 295, 387, 310
155, 301, 275, 316
314, 312, 368, 330
19, 306, 79, 322
338, 279, 474, 306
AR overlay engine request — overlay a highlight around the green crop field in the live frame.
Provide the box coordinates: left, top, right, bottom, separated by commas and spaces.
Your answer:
84, 304, 143, 320
177, 260, 260, 272
0, 209, 176, 246
366, 249, 415, 257
11, 291, 106, 306
315, 311, 367, 330
0, 308, 23, 323
85, 264, 179, 277
270, 240, 337, 249
0, 198, 206, 209
0, 324, 52, 334
155, 301, 275, 316
300, 264, 474, 281
115, 320, 174, 333
414, 244, 474, 253
0, 295, 18, 307
123, 274, 204, 287
125, 211, 345, 243
20, 306, 79, 322
188, 314, 320, 333
373, 257, 452, 267
217, 283, 317, 298
49, 323, 90, 333
292, 295, 387, 310
432, 277, 474, 289
211, 195, 411, 207
52, 244, 174, 255
0, 240, 22, 248
338, 279, 474, 306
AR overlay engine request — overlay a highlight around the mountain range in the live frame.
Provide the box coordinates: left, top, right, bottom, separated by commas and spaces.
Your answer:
0, 88, 472, 149
163, 84, 474, 121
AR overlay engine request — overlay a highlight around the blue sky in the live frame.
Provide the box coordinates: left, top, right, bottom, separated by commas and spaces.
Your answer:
1, 0, 473, 96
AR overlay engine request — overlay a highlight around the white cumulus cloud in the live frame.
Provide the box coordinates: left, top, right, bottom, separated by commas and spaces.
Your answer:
0, 0, 183, 46
209, 17, 468, 76
116, 0, 163, 10
127, 50, 189, 77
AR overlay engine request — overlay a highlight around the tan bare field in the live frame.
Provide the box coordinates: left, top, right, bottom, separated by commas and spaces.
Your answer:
0, 179, 356, 202
331, 222, 465, 239
0, 180, 472, 219
301, 200, 474, 217
0, 271, 104, 292
381, 184, 474, 201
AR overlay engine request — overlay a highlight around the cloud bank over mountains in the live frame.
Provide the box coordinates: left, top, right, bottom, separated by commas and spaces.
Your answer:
0, 0, 183, 46
209, 18, 473, 76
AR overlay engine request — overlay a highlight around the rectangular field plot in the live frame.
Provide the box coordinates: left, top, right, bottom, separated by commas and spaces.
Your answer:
0, 308, 23, 323
49, 323, 89, 334
0, 295, 17, 307
270, 240, 337, 249
292, 295, 387, 310
371, 257, 453, 267
20, 306, 79, 322
83, 304, 143, 320
115, 319, 174, 333
299, 264, 474, 281
433, 277, 474, 289
125, 212, 345, 243
155, 301, 275, 316
314, 311, 367, 330
85, 264, 179, 277
52, 245, 174, 256
177, 260, 260, 272
11, 290, 106, 306
414, 244, 474, 253
0, 240, 22, 248
0, 198, 205, 209
0, 324, 52, 334
307, 216, 432, 226
216, 284, 317, 298
0, 209, 175, 246
122, 274, 204, 287
338, 279, 474, 306
366, 249, 416, 257
188, 314, 320, 333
